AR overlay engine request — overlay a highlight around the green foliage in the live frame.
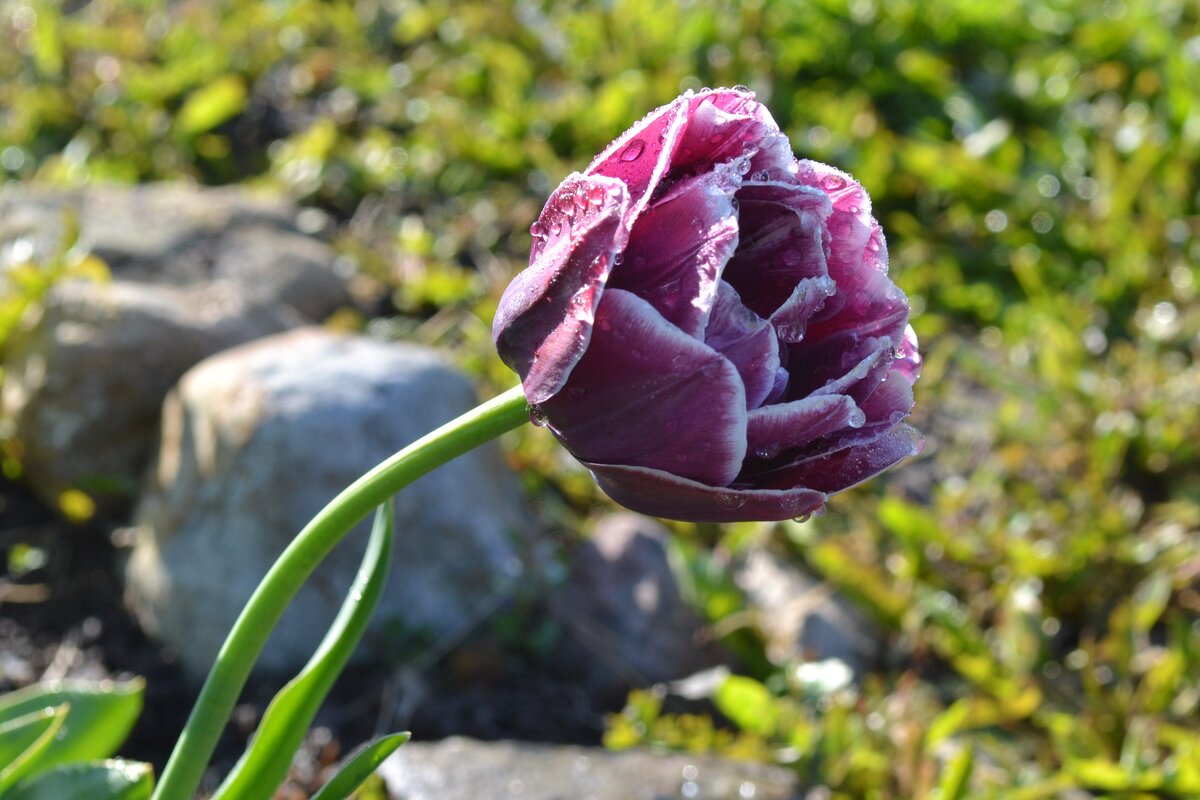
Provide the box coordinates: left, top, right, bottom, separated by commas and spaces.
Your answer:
308, 733, 410, 800
2, 0, 1198, 796
0, 681, 151, 799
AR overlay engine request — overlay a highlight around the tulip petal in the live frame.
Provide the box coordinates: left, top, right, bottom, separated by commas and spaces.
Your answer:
612, 168, 741, 338
894, 324, 922, 383
757, 423, 924, 494
587, 96, 689, 223
540, 289, 748, 486
722, 181, 832, 317
789, 336, 895, 403
493, 174, 631, 404
585, 461, 827, 523
802, 370, 915, 456
703, 282, 780, 409
745, 393, 864, 459
769, 275, 837, 344
672, 94, 790, 178
805, 259, 910, 347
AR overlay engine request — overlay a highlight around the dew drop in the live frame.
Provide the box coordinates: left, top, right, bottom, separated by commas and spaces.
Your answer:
529, 221, 544, 237
733, 84, 750, 93
716, 493, 748, 510
588, 185, 607, 205
847, 205, 861, 215
529, 405, 549, 427
630, 348, 645, 360
823, 174, 847, 191
613, 252, 624, 266
620, 138, 646, 162
792, 513, 812, 524
598, 318, 612, 331
671, 354, 689, 371
848, 408, 867, 428
709, 133, 725, 144
753, 447, 779, 460
752, 170, 770, 181
549, 219, 562, 235
574, 186, 589, 209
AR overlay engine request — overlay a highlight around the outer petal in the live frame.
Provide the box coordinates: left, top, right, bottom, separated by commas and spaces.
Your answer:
611, 167, 741, 338
745, 394, 864, 460
671, 92, 792, 178
586, 96, 689, 224
540, 289, 748, 486
894, 324, 922, 383
722, 180, 832, 317
585, 461, 827, 523
703, 281, 779, 409
493, 174, 630, 404
755, 423, 924, 494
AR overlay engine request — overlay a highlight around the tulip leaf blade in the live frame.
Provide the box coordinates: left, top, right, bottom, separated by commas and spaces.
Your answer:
309, 732, 410, 800
211, 501, 395, 800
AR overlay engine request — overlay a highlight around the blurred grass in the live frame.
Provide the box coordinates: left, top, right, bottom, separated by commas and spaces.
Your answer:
2, 0, 1199, 796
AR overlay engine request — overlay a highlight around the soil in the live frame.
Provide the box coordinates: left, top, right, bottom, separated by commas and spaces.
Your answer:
0, 476, 612, 797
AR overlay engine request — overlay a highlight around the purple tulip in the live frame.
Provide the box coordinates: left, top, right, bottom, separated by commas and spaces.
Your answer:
494, 88, 922, 522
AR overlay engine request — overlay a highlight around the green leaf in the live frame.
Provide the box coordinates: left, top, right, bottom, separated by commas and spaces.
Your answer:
937, 743, 974, 800
0, 704, 70, 793
713, 675, 779, 738
212, 502, 395, 800
5, 760, 153, 800
0, 680, 143, 770
310, 733, 410, 800
176, 75, 247, 135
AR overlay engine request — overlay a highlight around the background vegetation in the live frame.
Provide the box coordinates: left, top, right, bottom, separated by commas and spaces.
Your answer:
2, 0, 1199, 797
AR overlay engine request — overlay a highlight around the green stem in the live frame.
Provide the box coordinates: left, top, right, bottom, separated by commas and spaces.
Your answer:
152, 384, 529, 800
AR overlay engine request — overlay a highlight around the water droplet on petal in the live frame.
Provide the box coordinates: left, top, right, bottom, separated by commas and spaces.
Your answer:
733, 84, 750, 93
574, 186, 589, 209
598, 317, 612, 331
752, 170, 770, 181
792, 513, 812, 524
848, 408, 867, 428
550, 219, 562, 235
716, 493, 748, 510
529, 405, 549, 427
753, 446, 779, 460
529, 221, 544, 237
823, 174, 847, 191
588, 185, 607, 205
620, 138, 646, 162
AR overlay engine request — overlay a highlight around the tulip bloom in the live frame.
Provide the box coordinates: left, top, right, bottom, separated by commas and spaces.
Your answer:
494, 88, 921, 522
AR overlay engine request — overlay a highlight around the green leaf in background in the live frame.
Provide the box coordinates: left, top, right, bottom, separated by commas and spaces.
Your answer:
212, 501, 395, 800
4, 759, 153, 800
309, 732, 410, 800
714, 675, 779, 738
0, 680, 143, 771
0, 704, 70, 794
936, 743, 974, 800
175, 75, 247, 135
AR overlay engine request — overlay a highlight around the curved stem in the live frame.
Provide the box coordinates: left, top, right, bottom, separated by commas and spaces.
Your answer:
152, 384, 529, 800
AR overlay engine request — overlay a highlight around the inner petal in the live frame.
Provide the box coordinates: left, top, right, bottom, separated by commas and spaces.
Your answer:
703, 281, 780, 410
722, 180, 832, 318
611, 168, 740, 338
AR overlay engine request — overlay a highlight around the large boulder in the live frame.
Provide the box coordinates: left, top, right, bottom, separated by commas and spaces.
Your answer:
0, 183, 350, 505
378, 737, 805, 800
123, 328, 528, 678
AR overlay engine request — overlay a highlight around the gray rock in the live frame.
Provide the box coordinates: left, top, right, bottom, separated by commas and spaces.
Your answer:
378, 737, 803, 800
734, 550, 881, 675
0, 183, 350, 504
547, 513, 726, 701
123, 328, 527, 678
